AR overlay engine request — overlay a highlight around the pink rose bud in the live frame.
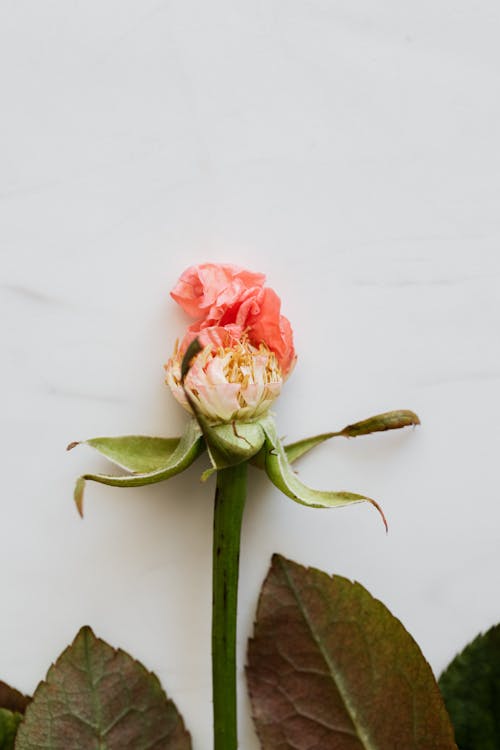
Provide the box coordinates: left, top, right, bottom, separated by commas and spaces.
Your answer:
165, 337, 283, 423
166, 264, 296, 422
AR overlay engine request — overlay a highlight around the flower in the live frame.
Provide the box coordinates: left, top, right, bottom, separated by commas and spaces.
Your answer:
171, 263, 266, 321
166, 336, 283, 423
165, 263, 296, 423
170, 263, 296, 376
71, 260, 417, 524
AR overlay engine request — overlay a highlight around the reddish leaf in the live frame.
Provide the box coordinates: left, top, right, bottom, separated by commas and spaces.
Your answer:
16, 627, 191, 749
247, 555, 457, 750
0, 682, 29, 714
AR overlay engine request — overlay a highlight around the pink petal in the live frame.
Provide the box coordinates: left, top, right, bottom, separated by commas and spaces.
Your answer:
179, 324, 244, 355
246, 288, 296, 376
171, 263, 266, 320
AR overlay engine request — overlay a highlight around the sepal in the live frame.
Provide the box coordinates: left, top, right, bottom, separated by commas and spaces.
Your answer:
260, 416, 387, 529
67, 435, 182, 473
284, 409, 420, 464
70, 420, 204, 516
201, 421, 266, 478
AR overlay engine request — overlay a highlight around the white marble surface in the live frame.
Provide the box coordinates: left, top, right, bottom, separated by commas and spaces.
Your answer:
1, 1, 499, 746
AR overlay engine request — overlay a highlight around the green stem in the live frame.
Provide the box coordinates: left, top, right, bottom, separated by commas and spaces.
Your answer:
212, 462, 248, 750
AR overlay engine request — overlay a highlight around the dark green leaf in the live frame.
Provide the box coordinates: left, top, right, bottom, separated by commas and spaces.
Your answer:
0, 709, 22, 749
260, 416, 387, 529
15, 626, 191, 750
248, 555, 457, 750
72, 420, 203, 516
439, 625, 500, 750
284, 409, 420, 464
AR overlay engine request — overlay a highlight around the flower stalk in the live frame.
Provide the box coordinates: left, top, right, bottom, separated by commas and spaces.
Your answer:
68, 264, 421, 748
212, 462, 248, 750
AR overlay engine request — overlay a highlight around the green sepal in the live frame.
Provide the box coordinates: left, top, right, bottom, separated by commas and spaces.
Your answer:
185, 396, 266, 472
0, 708, 22, 749
260, 416, 387, 529
72, 420, 204, 516
283, 409, 420, 464
202, 421, 266, 474
68, 435, 181, 473
283, 433, 336, 465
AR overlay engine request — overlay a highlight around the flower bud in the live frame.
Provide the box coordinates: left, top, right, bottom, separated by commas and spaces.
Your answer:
165, 337, 283, 424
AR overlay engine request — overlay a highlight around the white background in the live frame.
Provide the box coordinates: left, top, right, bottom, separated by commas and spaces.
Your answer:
1, 1, 499, 747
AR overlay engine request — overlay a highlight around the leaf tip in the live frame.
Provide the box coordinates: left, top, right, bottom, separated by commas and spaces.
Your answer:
66, 441, 79, 451
368, 497, 388, 532
74, 625, 96, 644
74, 477, 86, 518
413, 412, 421, 426
200, 467, 215, 482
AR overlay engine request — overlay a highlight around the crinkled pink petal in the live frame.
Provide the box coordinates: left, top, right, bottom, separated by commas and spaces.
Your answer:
203, 354, 231, 386
171, 263, 266, 319
275, 314, 297, 376
241, 381, 282, 411
246, 288, 296, 376
213, 285, 264, 328
190, 382, 242, 422
169, 263, 296, 389
191, 286, 296, 376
